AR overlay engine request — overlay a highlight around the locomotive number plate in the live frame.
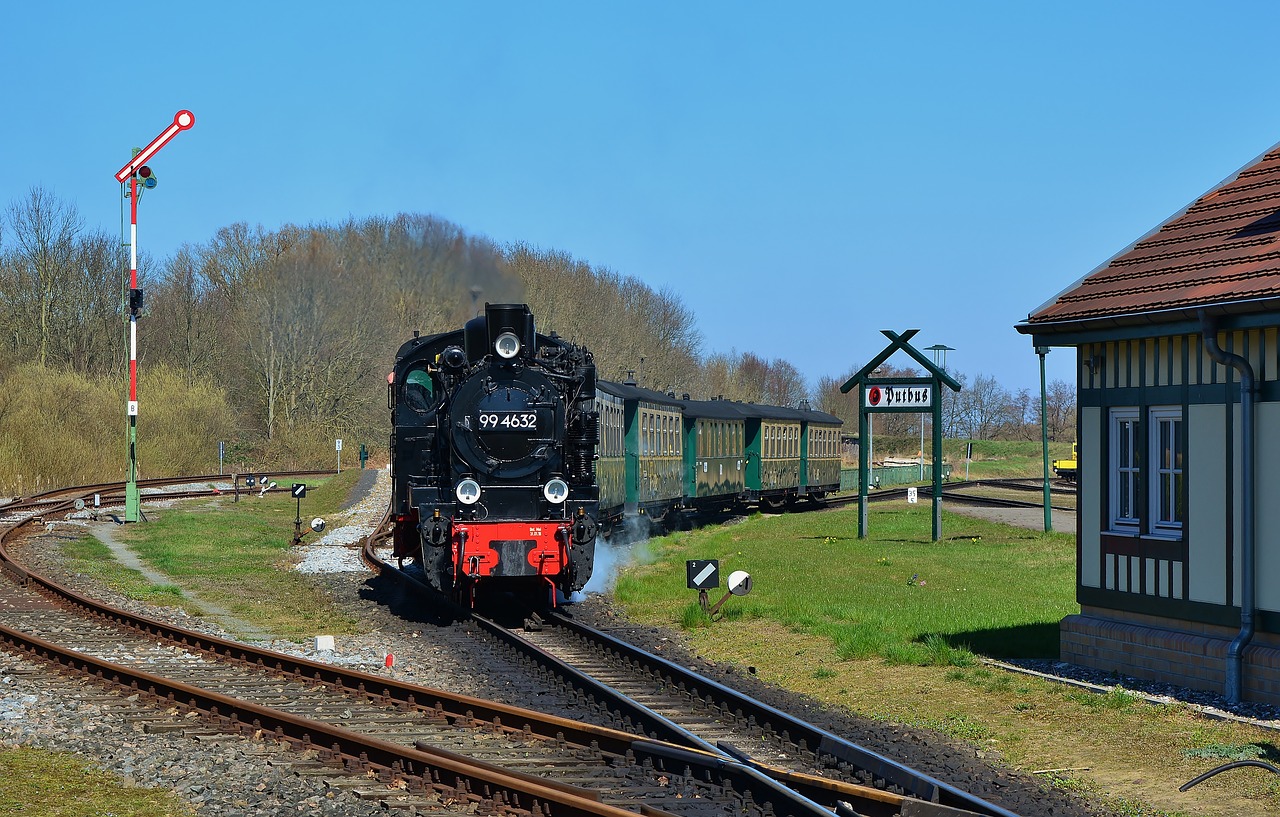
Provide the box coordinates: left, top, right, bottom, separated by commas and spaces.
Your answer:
478, 411, 540, 431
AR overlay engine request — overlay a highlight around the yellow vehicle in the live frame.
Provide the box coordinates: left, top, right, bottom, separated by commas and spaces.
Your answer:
1052, 442, 1078, 481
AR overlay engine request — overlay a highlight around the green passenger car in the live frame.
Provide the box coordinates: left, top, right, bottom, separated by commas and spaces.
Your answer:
595, 380, 844, 528
741, 405, 802, 507
595, 388, 627, 523
596, 380, 686, 522
681, 398, 747, 511
633, 399, 684, 514
799, 410, 843, 501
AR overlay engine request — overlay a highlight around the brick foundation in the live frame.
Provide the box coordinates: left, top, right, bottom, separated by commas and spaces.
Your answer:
1061, 608, 1280, 705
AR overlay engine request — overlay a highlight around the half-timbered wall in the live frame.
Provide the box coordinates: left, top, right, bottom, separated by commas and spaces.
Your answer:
1075, 327, 1280, 633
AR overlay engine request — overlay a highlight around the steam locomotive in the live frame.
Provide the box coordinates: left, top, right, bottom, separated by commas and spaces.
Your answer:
388, 303, 600, 603
388, 302, 844, 605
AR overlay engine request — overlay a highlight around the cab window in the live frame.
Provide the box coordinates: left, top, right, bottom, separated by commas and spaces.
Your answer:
405, 368, 435, 413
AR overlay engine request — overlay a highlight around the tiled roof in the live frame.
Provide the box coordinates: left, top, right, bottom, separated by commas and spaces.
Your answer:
1021, 142, 1280, 332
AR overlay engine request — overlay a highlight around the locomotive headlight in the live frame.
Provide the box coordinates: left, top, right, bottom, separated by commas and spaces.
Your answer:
543, 478, 569, 504
455, 479, 481, 505
494, 331, 521, 359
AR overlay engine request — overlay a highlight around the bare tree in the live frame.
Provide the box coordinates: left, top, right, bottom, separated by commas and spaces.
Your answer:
949, 372, 1026, 440
1042, 379, 1077, 441
235, 228, 398, 438
149, 246, 220, 386
52, 230, 120, 375
4, 188, 82, 367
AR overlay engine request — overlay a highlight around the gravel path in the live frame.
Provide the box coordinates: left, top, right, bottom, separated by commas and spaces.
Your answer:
945, 503, 1077, 534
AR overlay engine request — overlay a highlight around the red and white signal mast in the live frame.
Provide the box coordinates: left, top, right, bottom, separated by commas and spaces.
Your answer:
113, 110, 195, 522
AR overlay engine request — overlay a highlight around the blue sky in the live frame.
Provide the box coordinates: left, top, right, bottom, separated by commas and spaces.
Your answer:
5, 2, 1280, 395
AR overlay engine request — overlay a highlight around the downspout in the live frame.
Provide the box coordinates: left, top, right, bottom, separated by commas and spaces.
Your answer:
1199, 311, 1256, 704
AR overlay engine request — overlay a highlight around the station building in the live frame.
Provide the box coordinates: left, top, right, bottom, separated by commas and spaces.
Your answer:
1017, 142, 1280, 705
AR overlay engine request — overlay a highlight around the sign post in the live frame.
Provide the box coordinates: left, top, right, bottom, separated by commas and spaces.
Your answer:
840, 330, 962, 541
113, 110, 195, 523
291, 483, 307, 543
336, 438, 343, 474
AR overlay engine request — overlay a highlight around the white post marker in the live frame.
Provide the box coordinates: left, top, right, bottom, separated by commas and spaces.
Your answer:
336, 438, 343, 474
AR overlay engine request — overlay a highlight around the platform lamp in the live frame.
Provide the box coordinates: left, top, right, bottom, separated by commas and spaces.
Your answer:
113, 111, 195, 523
1036, 345, 1052, 532
925, 345, 953, 482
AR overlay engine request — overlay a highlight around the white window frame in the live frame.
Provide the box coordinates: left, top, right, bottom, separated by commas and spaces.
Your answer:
1149, 405, 1184, 539
1109, 407, 1140, 533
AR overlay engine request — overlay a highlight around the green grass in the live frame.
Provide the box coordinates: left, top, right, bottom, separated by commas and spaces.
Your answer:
0, 747, 194, 816
615, 500, 1077, 664
105, 471, 366, 639
612, 503, 1280, 815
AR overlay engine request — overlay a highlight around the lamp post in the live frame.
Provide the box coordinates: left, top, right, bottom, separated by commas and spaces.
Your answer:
1037, 345, 1052, 532
113, 111, 195, 523
925, 344, 954, 481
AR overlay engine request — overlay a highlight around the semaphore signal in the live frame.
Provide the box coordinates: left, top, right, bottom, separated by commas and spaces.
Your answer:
114, 110, 196, 523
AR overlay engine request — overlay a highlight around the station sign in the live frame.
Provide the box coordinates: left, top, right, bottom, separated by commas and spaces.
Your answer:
864, 385, 932, 409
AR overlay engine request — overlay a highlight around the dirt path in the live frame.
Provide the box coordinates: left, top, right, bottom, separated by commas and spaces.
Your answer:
946, 504, 1076, 534
87, 522, 275, 640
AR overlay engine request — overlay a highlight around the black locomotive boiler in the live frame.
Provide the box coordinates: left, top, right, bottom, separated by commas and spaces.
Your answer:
388, 303, 599, 603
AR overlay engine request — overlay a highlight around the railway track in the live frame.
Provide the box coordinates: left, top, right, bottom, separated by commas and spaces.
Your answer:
0, 477, 856, 815
364, 536, 1028, 817
0, 472, 1074, 815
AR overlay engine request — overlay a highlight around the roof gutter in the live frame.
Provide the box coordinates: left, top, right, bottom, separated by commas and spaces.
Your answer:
1199, 310, 1256, 704
1018, 295, 1280, 339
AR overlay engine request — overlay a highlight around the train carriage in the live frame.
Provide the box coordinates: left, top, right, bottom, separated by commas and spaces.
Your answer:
744, 405, 804, 508
636, 400, 684, 517
594, 388, 627, 524
799, 407, 843, 502
596, 380, 685, 524
680, 398, 747, 511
